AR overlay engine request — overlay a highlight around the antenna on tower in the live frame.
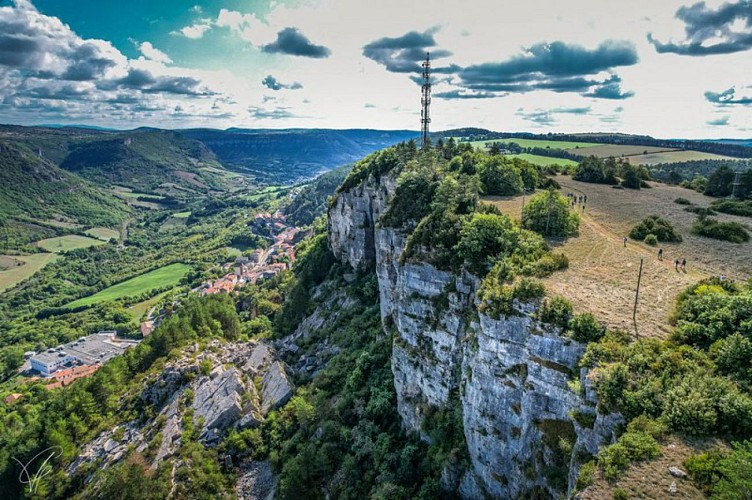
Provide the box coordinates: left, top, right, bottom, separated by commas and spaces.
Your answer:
420, 52, 431, 149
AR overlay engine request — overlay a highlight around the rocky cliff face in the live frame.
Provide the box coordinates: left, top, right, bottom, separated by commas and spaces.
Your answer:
328, 171, 622, 498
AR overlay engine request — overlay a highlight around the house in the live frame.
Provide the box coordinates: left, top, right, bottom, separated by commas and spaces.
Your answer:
30, 332, 136, 377
4, 393, 23, 405
52, 364, 100, 386
30, 349, 75, 376
140, 321, 155, 337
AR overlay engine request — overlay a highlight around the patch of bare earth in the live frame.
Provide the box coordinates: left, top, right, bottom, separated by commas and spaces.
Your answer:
482, 176, 752, 338
580, 436, 725, 499
175, 170, 207, 189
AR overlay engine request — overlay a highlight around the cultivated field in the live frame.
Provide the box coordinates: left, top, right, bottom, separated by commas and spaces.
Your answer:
65, 262, 191, 309
483, 176, 751, 337
36, 235, 106, 253
574, 144, 677, 158
457, 137, 595, 150
505, 153, 578, 167
85, 227, 120, 241
624, 150, 737, 165
0, 253, 59, 292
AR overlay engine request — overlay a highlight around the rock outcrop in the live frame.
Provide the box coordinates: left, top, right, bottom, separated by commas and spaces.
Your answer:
328, 170, 622, 498
69, 340, 293, 480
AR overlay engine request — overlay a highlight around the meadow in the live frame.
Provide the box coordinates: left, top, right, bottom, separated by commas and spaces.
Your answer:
37, 235, 106, 253
0, 253, 59, 292
624, 150, 737, 165
85, 227, 120, 241
574, 145, 678, 157
483, 176, 751, 337
506, 153, 578, 167
65, 262, 192, 309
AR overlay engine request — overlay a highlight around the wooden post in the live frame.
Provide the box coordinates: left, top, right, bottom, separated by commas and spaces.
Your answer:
633, 257, 643, 338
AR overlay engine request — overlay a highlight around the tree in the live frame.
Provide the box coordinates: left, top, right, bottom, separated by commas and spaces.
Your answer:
456, 213, 520, 275
522, 189, 580, 237
705, 166, 735, 197
488, 142, 502, 156
478, 156, 523, 196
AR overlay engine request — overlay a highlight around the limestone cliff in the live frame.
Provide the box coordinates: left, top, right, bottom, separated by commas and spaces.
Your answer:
328, 170, 622, 498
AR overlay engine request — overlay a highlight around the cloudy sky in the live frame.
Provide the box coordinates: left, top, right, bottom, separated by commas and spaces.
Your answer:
0, 0, 750, 138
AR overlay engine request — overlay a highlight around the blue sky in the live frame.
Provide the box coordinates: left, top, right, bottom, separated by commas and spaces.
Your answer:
0, 0, 750, 137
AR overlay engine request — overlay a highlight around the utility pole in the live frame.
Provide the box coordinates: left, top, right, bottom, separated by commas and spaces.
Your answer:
632, 257, 643, 339
420, 52, 431, 149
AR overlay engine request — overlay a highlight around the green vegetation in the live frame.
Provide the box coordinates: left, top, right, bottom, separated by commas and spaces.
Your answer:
285, 165, 352, 227
629, 215, 682, 243
691, 217, 749, 243
572, 155, 650, 189
521, 189, 580, 237
581, 278, 752, 484
674, 197, 692, 205
65, 263, 192, 309
710, 199, 752, 218
85, 227, 120, 241
37, 234, 107, 253
684, 442, 752, 497
0, 253, 59, 292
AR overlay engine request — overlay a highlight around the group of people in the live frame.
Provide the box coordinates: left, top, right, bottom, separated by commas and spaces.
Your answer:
623, 238, 688, 271
566, 192, 587, 211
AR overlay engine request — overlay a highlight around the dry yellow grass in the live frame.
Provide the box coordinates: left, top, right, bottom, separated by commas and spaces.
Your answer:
581, 436, 724, 499
483, 176, 752, 337
0, 253, 59, 292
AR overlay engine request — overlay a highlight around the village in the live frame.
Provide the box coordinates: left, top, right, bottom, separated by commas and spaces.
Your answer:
198, 210, 303, 296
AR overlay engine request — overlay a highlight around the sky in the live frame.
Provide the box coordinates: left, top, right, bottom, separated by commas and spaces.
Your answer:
0, 0, 750, 138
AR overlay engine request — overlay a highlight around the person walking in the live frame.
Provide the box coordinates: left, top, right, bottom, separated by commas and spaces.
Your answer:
675, 259, 679, 271
623, 236, 627, 247
658, 248, 663, 260
681, 258, 686, 271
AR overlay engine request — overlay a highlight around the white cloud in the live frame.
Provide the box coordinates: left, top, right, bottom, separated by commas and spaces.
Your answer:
174, 22, 212, 40
139, 42, 172, 64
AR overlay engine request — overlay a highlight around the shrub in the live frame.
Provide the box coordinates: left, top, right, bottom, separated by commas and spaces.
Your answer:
568, 313, 605, 343
613, 489, 629, 500
629, 215, 682, 242
538, 296, 573, 329
571, 410, 597, 429
710, 333, 752, 385
626, 415, 668, 440
710, 199, 752, 218
684, 448, 726, 491
684, 205, 715, 216
674, 197, 692, 205
643, 234, 658, 246
575, 461, 596, 491
691, 217, 749, 243
456, 212, 519, 276
478, 156, 523, 196
598, 431, 661, 480
526, 252, 569, 277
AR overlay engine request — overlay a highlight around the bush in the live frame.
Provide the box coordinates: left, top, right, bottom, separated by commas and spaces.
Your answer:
478, 156, 523, 196
710, 199, 752, 218
598, 431, 661, 480
674, 197, 692, 205
644, 234, 658, 246
684, 205, 716, 216
526, 252, 569, 277
576, 461, 596, 491
568, 313, 605, 343
613, 489, 629, 500
629, 215, 682, 242
456, 213, 519, 276
538, 296, 573, 329
691, 217, 749, 243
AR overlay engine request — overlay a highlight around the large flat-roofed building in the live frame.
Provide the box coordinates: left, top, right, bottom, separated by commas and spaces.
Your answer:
30, 332, 138, 377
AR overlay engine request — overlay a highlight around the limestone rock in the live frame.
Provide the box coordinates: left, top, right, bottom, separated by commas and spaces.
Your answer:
261, 361, 294, 414
669, 466, 688, 479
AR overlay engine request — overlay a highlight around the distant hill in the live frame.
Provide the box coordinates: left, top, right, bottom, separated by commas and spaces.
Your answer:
284, 164, 352, 227
0, 126, 236, 194
179, 128, 417, 183
705, 138, 752, 148
0, 142, 130, 251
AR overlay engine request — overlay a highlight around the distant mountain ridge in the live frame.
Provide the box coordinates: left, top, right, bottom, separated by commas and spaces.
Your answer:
179, 128, 417, 183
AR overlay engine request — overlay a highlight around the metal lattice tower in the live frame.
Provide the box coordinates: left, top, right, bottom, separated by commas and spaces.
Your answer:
420, 52, 431, 149
731, 170, 742, 199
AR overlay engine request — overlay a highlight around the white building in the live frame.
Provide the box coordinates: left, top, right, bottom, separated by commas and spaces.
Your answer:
30, 332, 137, 377
30, 349, 75, 376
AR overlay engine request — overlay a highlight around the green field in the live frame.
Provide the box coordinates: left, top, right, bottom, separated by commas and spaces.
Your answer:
173, 211, 191, 218
37, 235, 106, 253
0, 253, 59, 292
505, 153, 579, 167
85, 227, 120, 241
112, 188, 165, 200
66, 262, 191, 309
457, 137, 596, 150
128, 290, 171, 321
626, 150, 738, 165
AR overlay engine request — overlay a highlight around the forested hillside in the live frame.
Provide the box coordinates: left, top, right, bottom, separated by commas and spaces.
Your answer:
180, 128, 417, 182
284, 164, 352, 226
